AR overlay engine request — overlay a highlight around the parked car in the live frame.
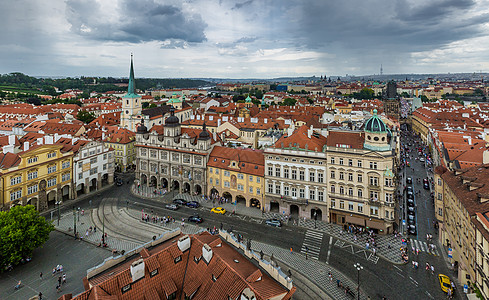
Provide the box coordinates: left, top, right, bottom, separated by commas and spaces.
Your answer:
438, 274, 454, 294
173, 199, 188, 205
407, 192, 414, 199
423, 183, 430, 190
407, 206, 415, 213
265, 219, 282, 227
186, 201, 200, 208
419, 157, 425, 162
408, 214, 415, 221
408, 218, 415, 225
407, 210, 416, 216
116, 178, 123, 186
188, 215, 203, 223
423, 178, 429, 184
211, 207, 226, 214
408, 225, 416, 234
407, 177, 413, 184
165, 204, 179, 210
407, 199, 415, 207
407, 186, 413, 193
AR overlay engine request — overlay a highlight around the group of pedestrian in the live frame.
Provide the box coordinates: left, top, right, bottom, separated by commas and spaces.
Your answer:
425, 262, 435, 274
55, 273, 67, 293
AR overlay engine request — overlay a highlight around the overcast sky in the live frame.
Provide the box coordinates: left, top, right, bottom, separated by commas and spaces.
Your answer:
1, 0, 489, 78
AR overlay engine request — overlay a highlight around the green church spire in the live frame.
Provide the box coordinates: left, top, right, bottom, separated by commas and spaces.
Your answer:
128, 53, 135, 94
124, 53, 139, 98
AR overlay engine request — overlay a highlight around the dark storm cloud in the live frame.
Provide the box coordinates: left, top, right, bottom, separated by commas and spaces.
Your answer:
280, 0, 487, 53
66, 0, 207, 43
232, 0, 254, 10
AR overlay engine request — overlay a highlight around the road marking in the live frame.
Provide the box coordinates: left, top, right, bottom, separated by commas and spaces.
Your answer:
425, 291, 434, 299
393, 265, 402, 272
409, 276, 419, 286
367, 253, 379, 263
301, 229, 323, 260
249, 218, 262, 224
396, 271, 405, 278
326, 236, 333, 263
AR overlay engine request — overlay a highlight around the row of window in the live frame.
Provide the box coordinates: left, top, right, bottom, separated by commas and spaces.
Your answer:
10, 162, 70, 186
267, 167, 325, 183
10, 173, 71, 200
331, 199, 393, 218
140, 149, 203, 165
211, 169, 261, 183
267, 156, 380, 170
267, 156, 324, 165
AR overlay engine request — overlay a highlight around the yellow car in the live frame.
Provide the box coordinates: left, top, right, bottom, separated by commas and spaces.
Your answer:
211, 207, 226, 214
438, 274, 453, 294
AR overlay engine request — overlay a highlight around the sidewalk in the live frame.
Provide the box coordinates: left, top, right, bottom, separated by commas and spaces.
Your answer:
168, 191, 405, 264
250, 239, 369, 300
53, 208, 140, 252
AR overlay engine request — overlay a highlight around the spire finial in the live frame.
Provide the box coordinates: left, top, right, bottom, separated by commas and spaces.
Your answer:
127, 53, 136, 95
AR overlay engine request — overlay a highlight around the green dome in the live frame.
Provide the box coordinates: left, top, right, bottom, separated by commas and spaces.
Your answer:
365, 109, 387, 133
245, 95, 252, 102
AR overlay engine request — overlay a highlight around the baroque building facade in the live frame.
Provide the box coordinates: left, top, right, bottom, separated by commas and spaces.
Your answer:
264, 110, 398, 233
135, 107, 214, 194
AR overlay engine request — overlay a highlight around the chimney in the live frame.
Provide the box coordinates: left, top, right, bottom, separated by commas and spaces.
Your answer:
202, 244, 213, 263
54, 133, 60, 143
213, 132, 217, 141
217, 119, 221, 127
37, 138, 43, 145
307, 128, 312, 139
484, 150, 489, 164
177, 235, 191, 252
24, 142, 29, 152
72, 138, 79, 145
8, 135, 15, 146
130, 259, 145, 282
2, 145, 14, 154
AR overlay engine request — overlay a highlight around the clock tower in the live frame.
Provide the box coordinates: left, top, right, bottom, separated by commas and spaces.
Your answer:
120, 54, 142, 132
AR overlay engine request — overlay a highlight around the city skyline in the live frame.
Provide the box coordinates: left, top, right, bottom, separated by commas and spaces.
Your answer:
1, 0, 489, 78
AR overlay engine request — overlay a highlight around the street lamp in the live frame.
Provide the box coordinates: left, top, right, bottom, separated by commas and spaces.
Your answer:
353, 263, 363, 300
55, 201, 61, 226
313, 210, 317, 229
72, 206, 77, 239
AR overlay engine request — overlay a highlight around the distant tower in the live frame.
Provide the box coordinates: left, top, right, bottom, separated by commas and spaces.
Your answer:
380, 64, 383, 76
120, 54, 142, 132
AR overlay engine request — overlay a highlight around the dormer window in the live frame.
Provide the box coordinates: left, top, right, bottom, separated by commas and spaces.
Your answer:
174, 256, 182, 263
150, 269, 158, 277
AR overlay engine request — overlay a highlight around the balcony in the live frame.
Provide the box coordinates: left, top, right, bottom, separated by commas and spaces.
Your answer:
368, 184, 381, 190
268, 194, 308, 205
385, 202, 395, 208
367, 198, 382, 206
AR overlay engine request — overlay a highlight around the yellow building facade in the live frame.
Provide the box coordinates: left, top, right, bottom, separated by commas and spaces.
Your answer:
0, 144, 73, 211
207, 146, 265, 209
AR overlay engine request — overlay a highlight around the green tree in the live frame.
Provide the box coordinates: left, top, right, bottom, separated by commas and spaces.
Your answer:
282, 98, 297, 106
353, 88, 375, 100
420, 95, 429, 102
76, 110, 96, 124
0, 205, 54, 270
474, 88, 484, 96
400, 92, 410, 98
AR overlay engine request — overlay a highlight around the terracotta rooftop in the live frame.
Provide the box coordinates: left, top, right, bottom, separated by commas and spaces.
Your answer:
208, 146, 264, 177
439, 164, 489, 216
274, 125, 326, 151
62, 231, 292, 300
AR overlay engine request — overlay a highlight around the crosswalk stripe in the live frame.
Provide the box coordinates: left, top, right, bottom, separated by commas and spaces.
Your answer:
300, 230, 323, 260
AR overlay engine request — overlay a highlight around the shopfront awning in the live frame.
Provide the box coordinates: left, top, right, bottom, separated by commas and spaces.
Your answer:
366, 219, 385, 230
346, 215, 365, 226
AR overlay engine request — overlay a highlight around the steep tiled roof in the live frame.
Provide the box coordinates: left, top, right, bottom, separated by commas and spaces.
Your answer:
66, 231, 291, 300
208, 146, 264, 176
441, 164, 489, 216
105, 128, 136, 144
274, 125, 326, 151
326, 130, 365, 149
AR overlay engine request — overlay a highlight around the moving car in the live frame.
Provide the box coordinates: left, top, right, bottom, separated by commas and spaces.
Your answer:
423, 183, 430, 190
211, 207, 226, 214
265, 219, 282, 227
173, 199, 188, 206
188, 215, 203, 223
165, 204, 179, 210
186, 201, 200, 208
407, 177, 413, 184
419, 157, 425, 162
438, 274, 453, 294
116, 178, 123, 186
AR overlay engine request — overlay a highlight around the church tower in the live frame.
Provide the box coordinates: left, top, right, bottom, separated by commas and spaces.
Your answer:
120, 54, 142, 132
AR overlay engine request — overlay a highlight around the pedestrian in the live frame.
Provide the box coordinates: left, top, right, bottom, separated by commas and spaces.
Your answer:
431, 265, 435, 274
39, 292, 43, 300
58, 276, 62, 286
94, 227, 96, 233
328, 270, 332, 281
220, 222, 223, 230
40, 271, 43, 280
290, 247, 293, 254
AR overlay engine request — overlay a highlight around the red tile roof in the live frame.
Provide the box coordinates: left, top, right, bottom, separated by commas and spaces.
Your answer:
208, 146, 264, 177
